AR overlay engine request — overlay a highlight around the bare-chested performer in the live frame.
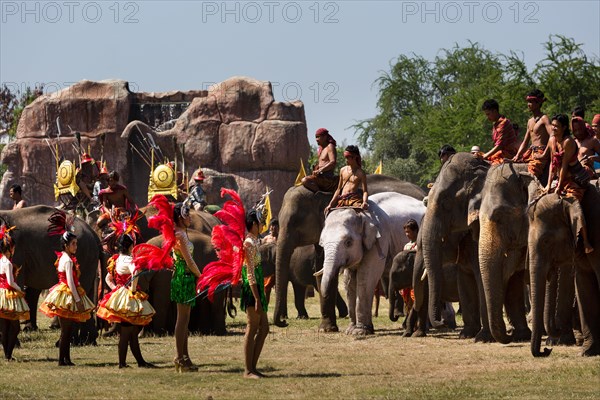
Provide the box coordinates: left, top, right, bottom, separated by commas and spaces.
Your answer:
572, 116, 600, 178
302, 128, 338, 192
97, 171, 137, 228
325, 145, 368, 213
512, 90, 552, 178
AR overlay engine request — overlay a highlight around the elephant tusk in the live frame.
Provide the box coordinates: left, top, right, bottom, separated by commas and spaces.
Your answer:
313, 268, 324, 277
421, 269, 428, 281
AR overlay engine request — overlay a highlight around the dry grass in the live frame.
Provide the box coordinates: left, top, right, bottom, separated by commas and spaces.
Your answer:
1, 292, 599, 400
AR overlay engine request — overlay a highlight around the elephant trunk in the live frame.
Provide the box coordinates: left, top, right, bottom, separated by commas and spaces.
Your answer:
421, 216, 444, 328
273, 235, 294, 327
388, 273, 399, 322
479, 216, 511, 344
544, 272, 559, 338
319, 243, 341, 330
529, 253, 552, 357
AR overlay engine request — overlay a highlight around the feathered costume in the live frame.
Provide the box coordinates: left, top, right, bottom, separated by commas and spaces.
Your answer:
39, 210, 95, 322
0, 224, 30, 321
197, 189, 267, 312
96, 210, 165, 326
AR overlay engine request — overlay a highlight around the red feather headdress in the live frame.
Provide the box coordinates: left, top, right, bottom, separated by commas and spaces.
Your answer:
131, 195, 176, 273
47, 209, 76, 243
103, 210, 143, 251
0, 221, 16, 248
197, 188, 246, 300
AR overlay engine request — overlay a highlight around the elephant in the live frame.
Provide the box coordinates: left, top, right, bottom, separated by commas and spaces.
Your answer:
418, 152, 490, 341
528, 187, 600, 357
0, 206, 102, 344
478, 162, 537, 343
388, 250, 458, 331
319, 192, 426, 335
259, 243, 348, 319
274, 174, 425, 331
136, 229, 225, 335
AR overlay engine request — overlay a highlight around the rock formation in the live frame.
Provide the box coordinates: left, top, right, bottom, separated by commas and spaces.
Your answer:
0, 77, 309, 214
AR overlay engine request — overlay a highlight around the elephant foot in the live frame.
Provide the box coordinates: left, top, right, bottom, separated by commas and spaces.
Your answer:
319, 324, 339, 333
344, 323, 356, 335
296, 314, 309, 320
546, 332, 576, 346
510, 327, 532, 342
459, 327, 479, 339
412, 329, 426, 337
274, 319, 289, 328
402, 329, 413, 337
474, 329, 495, 343
21, 321, 38, 332
581, 342, 600, 357
351, 324, 374, 336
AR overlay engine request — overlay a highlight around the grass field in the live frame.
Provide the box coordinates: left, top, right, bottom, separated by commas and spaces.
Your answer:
1, 292, 599, 400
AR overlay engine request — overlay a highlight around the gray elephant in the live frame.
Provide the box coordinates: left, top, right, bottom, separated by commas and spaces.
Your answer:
274, 175, 425, 331
260, 243, 347, 319
418, 152, 490, 341
478, 162, 535, 343
0, 206, 102, 344
388, 250, 458, 331
528, 188, 600, 357
136, 229, 225, 335
319, 192, 426, 334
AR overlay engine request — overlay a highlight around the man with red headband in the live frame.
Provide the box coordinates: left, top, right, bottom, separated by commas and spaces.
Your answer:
302, 128, 338, 192
572, 116, 600, 178
481, 99, 519, 164
325, 145, 368, 213
512, 90, 552, 180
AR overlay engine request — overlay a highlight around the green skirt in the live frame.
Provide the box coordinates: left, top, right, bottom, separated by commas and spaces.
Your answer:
170, 256, 197, 306
240, 264, 268, 313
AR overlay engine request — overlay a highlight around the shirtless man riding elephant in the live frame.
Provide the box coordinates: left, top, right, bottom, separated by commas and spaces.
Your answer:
301, 128, 338, 193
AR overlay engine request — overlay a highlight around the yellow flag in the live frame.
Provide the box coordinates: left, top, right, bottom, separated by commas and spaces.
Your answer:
260, 188, 272, 234
374, 160, 383, 174
294, 158, 307, 186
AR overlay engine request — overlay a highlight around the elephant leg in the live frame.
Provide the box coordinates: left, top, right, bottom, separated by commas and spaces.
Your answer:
505, 269, 531, 342
554, 263, 576, 346
344, 269, 357, 334
24, 288, 41, 331
210, 291, 227, 336
292, 281, 309, 319
575, 267, 600, 356
457, 270, 480, 339
318, 273, 339, 333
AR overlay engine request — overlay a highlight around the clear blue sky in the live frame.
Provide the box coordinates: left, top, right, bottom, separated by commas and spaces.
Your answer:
1, 1, 599, 147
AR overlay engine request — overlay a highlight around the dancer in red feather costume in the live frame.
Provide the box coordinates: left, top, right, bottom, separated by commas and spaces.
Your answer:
198, 188, 269, 378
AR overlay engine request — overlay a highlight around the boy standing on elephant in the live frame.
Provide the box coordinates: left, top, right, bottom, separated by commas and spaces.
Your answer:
512, 90, 552, 179
325, 145, 368, 213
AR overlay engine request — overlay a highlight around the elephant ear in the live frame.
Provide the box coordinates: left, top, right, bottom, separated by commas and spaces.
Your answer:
563, 198, 586, 248
467, 193, 482, 240
362, 213, 381, 250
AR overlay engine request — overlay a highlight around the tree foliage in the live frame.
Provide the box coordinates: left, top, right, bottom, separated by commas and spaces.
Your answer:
354, 35, 600, 186
0, 84, 44, 136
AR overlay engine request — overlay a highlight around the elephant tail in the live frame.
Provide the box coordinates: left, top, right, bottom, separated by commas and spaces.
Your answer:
226, 286, 237, 319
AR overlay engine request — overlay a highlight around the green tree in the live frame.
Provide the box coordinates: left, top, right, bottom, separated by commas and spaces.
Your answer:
354, 36, 600, 186
0, 84, 43, 136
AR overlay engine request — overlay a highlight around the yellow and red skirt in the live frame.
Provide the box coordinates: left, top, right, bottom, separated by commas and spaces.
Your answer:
97, 286, 155, 326
0, 287, 30, 321
39, 283, 95, 322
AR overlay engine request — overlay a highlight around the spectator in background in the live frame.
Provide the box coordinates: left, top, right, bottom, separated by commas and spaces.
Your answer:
9, 184, 27, 209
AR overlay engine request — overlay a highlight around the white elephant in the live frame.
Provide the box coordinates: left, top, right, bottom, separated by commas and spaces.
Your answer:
318, 192, 426, 335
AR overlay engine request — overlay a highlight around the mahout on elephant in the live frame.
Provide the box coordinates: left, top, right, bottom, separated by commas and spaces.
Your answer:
319, 192, 426, 335
388, 250, 458, 331
0, 206, 102, 345
274, 174, 425, 331
528, 186, 600, 357
259, 242, 347, 320
417, 152, 491, 341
